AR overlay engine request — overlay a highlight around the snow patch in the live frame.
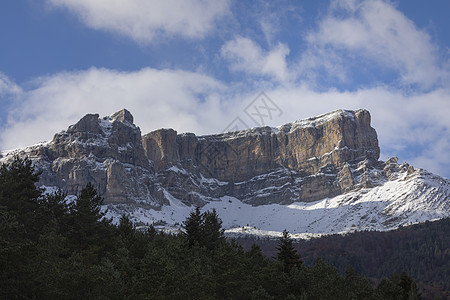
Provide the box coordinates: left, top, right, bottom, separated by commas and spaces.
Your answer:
105, 169, 450, 239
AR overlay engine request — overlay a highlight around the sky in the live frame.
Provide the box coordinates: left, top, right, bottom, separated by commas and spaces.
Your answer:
0, 0, 449, 178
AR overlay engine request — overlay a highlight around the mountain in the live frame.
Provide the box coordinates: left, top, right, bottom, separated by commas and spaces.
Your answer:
1, 108, 449, 237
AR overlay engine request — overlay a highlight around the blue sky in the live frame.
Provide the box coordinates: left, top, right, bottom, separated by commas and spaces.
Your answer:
0, 0, 449, 178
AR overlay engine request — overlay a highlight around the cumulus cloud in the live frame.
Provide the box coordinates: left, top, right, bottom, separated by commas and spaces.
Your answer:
303, 0, 447, 89
221, 1, 448, 90
1, 0, 449, 179
46, 0, 230, 43
221, 36, 291, 82
1, 68, 449, 178
262, 85, 450, 177
0, 68, 234, 150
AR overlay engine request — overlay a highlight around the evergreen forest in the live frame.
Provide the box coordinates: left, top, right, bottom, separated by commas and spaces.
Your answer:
1, 157, 425, 299
236, 218, 450, 299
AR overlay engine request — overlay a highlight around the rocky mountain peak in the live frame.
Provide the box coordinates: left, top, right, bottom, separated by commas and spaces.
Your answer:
67, 113, 102, 138
10, 110, 152, 203
2, 108, 383, 205
1, 108, 447, 209
147, 108, 380, 183
110, 108, 134, 124
1, 108, 449, 237
1, 108, 448, 238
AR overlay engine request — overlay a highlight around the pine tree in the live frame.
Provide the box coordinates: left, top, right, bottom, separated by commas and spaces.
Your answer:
118, 215, 135, 241
39, 190, 69, 221
69, 182, 112, 262
0, 206, 35, 299
0, 156, 42, 233
183, 207, 203, 247
183, 208, 225, 251
375, 276, 404, 300
36, 190, 70, 233
202, 208, 225, 251
343, 267, 374, 299
276, 229, 302, 273
399, 272, 421, 300
71, 182, 105, 225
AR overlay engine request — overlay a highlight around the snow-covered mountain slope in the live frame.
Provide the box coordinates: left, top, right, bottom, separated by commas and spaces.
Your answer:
104, 166, 449, 239
1, 108, 449, 238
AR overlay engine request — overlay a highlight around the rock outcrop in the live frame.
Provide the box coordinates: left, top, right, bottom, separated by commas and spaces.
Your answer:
172, 109, 380, 183
0, 108, 397, 208
5, 109, 162, 207
3, 108, 448, 237
144, 109, 380, 205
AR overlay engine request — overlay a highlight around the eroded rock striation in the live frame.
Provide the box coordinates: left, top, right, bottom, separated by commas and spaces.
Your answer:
0, 108, 412, 209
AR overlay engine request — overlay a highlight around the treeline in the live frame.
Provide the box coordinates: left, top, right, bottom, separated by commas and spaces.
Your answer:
1, 157, 421, 299
297, 218, 450, 299
236, 219, 450, 299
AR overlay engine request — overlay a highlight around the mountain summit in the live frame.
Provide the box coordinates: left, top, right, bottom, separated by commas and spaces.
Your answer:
1, 109, 448, 237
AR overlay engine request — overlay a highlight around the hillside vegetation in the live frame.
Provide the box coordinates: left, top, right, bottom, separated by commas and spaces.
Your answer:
236, 219, 450, 299
1, 157, 422, 299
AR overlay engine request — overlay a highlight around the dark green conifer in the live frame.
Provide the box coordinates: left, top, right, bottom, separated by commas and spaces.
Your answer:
71, 182, 105, 224
0, 156, 42, 232
183, 206, 203, 247
276, 229, 302, 273
69, 182, 112, 263
202, 208, 225, 251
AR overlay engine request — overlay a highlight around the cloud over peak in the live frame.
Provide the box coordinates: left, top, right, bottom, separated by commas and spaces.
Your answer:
1, 0, 450, 179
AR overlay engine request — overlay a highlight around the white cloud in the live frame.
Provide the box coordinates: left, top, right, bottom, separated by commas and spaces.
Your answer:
221, 36, 291, 82
1, 67, 449, 178
0, 67, 233, 149
260, 19, 278, 47
269, 85, 450, 177
0, 72, 22, 96
296, 47, 348, 86
304, 0, 447, 89
410, 136, 450, 179
46, 0, 230, 43
221, 0, 448, 90
1, 1, 449, 178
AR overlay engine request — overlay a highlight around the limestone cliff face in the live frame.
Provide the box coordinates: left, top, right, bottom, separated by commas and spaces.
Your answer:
142, 129, 179, 171
1, 108, 387, 208
160, 109, 379, 182
142, 109, 380, 204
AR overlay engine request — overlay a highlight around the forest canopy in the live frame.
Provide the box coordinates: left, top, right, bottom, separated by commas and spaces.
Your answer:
0, 157, 422, 299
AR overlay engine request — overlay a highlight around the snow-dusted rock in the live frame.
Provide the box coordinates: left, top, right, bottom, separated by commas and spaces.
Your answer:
1, 108, 449, 237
